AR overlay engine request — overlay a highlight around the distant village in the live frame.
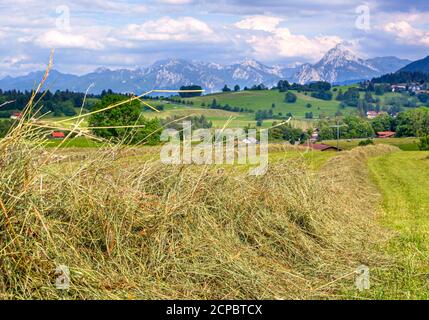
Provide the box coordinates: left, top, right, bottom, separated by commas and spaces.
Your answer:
390, 82, 429, 94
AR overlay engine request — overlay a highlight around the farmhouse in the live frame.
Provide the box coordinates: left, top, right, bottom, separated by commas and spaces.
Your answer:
241, 137, 258, 144
51, 131, 65, 139
308, 143, 341, 152
310, 128, 319, 142
409, 84, 422, 93
377, 131, 396, 138
366, 111, 379, 119
391, 84, 407, 92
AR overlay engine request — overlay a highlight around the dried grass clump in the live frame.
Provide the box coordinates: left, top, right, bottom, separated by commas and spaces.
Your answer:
0, 115, 397, 299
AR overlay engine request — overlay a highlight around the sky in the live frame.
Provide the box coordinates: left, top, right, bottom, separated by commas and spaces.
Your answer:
0, 0, 428, 77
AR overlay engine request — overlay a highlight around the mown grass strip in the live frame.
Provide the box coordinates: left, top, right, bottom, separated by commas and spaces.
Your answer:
366, 151, 429, 299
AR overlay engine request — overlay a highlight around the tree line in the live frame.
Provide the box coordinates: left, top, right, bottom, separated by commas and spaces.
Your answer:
371, 71, 429, 84
0, 89, 98, 118
317, 107, 429, 140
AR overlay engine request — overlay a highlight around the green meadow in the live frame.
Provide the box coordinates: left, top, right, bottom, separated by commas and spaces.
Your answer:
182, 89, 355, 119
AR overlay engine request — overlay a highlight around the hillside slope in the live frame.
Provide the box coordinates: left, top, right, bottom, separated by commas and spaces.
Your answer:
183, 90, 349, 119
399, 56, 429, 74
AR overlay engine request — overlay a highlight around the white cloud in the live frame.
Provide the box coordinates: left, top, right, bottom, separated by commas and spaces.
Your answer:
1, 55, 29, 66
158, 0, 194, 4
73, 0, 147, 13
235, 16, 341, 61
118, 17, 216, 42
34, 30, 104, 50
246, 28, 341, 60
0, 55, 45, 77
376, 11, 429, 25
235, 16, 283, 32
383, 21, 429, 46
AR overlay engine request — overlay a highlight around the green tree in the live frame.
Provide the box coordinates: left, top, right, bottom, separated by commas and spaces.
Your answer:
317, 121, 335, 140
341, 115, 375, 139
0, 120, 13, 138
337, 87, 360, 106
417, 92, 429, 104
269, 122, 303, 144
277, 80, 290, 92
364, 91, 375, 103
89, 94, 161, 145
222, 85, 231, 92
374, 85, 385, 96
371, 114, 393, 133
178, 85, 203, 98
210, 99, 218, 108
418, 136, 429, 150
285, 92, 297, 103
309, 81, 331, 91
359, 139, 374, 146
311, 90, 333, 101
396, 107, 429, 137
318, 116, 375, 140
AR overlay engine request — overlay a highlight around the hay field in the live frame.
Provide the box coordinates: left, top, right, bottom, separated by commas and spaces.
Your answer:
0, 115, 398, 298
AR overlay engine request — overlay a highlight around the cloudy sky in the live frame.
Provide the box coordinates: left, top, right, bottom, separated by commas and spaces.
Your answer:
0, 0, 428, 77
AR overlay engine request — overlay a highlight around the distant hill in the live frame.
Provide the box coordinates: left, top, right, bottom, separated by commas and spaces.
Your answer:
371, 71, 429, 84
366, 56, 412, 75
399, 56, 429, 74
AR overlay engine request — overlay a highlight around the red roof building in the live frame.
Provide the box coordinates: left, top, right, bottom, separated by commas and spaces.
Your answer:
377, 131, 396, 138
51, 131, 65, 139
10, 112, 22, 119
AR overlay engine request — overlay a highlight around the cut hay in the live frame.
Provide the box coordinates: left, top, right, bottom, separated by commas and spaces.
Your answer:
0, 118, 397, 299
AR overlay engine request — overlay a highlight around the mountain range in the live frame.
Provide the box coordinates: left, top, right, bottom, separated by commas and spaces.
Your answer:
0, 45, 412, 94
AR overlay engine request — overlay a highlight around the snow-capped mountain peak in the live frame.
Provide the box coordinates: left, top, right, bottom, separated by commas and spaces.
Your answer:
292, 44, 409, 84
317, 44, 361, 66
239, 57, 263, 69
94, 67, 111, 74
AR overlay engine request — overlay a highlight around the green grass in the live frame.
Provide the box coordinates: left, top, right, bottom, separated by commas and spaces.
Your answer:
142, 106, 263, 128
324, 137, 420, 151
366, 151, 429, 299
149, 88, 358, 128
183, 90, 355, 119
45, 136, 101, 148
269, 148, 337, 170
